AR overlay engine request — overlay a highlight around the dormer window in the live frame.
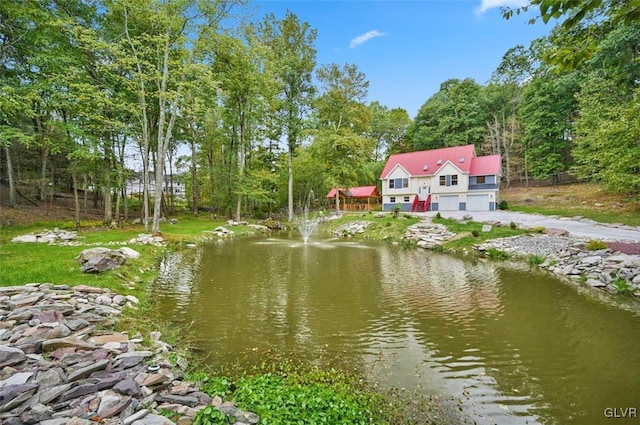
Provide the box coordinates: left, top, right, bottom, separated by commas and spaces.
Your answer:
423, 165, 429, 171
436, 159, 443, 165
459, 157, 465, 163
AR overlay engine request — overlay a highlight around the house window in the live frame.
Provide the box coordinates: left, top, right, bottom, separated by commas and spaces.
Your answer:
476, 176, 486, 184
451, 175, 458, 186
390, 197, 396, 203
389, 178, 408, 189
404, 196, 410, 202
439, 176, 446, 186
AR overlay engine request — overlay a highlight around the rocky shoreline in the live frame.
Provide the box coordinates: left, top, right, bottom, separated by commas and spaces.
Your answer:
476, 234, 640, 296
401, 217, 640, 297
0, 284, 259, 425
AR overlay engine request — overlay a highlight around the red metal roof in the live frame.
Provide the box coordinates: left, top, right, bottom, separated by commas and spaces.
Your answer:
380, 145, 476, 178
326, 186, 380, 198
469, 154, 501, 176
380, 145, 500, 178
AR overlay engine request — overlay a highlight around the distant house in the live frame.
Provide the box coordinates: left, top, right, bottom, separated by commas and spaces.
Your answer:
379, 145, 501, 212
126, 172, 186, 200
325, 186, 381, 211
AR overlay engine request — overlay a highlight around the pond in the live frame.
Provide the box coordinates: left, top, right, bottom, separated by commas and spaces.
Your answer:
153, 233, 640, 425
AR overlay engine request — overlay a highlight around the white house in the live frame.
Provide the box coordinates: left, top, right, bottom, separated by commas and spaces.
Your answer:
379, 145, 501, 212
126, 172, 186, 200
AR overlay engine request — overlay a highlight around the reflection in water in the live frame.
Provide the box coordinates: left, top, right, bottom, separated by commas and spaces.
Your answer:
154, 234, 640, 425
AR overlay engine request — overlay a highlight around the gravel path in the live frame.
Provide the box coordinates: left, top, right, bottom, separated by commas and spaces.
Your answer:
417, 210, 640, 242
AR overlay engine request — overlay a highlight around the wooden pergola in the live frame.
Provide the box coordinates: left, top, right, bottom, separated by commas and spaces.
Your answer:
325, 186, 382, 211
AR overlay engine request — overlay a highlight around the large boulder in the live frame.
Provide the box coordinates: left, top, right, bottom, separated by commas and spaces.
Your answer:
76, 248, 129, 273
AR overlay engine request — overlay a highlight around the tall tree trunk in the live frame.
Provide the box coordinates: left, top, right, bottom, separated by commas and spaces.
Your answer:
40, 148, 48, 202
103, 140, 113, 224
288, 147, 294, 221
72, 167, 80, 230
83, 174, 88, 218
235, 112, 246, 222
142, 148, 150, 232
5, 144, 17, 208
152, 30, 181, 233
191, 137, 198, 216
103, 169, 112, 224
124, 4, 151, 232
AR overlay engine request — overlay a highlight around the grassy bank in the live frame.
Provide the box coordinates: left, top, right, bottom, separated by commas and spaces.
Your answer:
501, 184, 640, 226
0, 215, 457, 425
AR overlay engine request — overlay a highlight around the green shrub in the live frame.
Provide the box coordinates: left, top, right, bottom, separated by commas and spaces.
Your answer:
498, 200, 508, 210
528, 254, 546, 266
435, 212, 442, 219
486, 248, 510, 260
585, 240, 608, 251
471, 230, 479, 237
194, 406, 235, 425
509, 221, 517, 230
532, 226, 546, 234
611, 277, 632, 294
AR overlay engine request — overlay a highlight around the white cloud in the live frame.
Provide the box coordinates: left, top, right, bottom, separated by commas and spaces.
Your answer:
349, 30, 387, 49
475, 0, 529, 15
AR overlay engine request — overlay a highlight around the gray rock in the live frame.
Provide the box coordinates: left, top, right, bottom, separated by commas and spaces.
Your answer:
581, 256, 603, 266
217, 404, 260, 424
7, 293, 43, 309
0, 345, 26, 367
66, 318, 90, 331
12, 234, 38, 243
0, 383, 39, 412
97, 390, 132, 418
113, 378, 142, 397
66, 359, 109, 382
155, 394, 199, 407
36, 383, 72, 404
20, 402, 52, 424
124, 409, 149, 425
94, 371, 127, 391
131, 413, 176, 425
0, 371, 33, 388
42, 337, 96, 351
118, 247, 141, 259
59, 382, 97, 402
81, 256, 122, 273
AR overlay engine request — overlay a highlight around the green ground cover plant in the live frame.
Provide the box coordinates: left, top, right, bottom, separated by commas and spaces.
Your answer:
191, 356, 450, 425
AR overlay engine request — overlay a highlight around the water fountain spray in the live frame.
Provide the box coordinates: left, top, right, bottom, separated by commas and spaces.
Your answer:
294, 189, 320, 243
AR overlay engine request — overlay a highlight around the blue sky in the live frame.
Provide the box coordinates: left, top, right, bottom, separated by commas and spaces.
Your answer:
252, 0, 552, 118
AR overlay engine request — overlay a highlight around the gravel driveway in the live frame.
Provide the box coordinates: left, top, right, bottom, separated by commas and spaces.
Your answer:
417, 210, 640, 242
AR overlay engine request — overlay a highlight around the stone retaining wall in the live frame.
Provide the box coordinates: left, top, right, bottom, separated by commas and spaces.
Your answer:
0, 284, 258, 425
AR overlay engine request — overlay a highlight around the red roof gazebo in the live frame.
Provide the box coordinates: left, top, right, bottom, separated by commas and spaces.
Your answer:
325, 186, 381, 211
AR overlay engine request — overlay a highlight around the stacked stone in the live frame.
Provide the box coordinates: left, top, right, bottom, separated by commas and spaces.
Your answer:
543, 248, 640, 295
403, 220, 456, 248
475, 235, 640, 296
0, 284, 259, 425
11, 229, 79, 245
128, 234, 165, 246
334, 221, 373, 237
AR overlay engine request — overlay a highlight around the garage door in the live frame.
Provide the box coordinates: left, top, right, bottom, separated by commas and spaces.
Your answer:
438, 195, 459, 211
467, 194, 490, 211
